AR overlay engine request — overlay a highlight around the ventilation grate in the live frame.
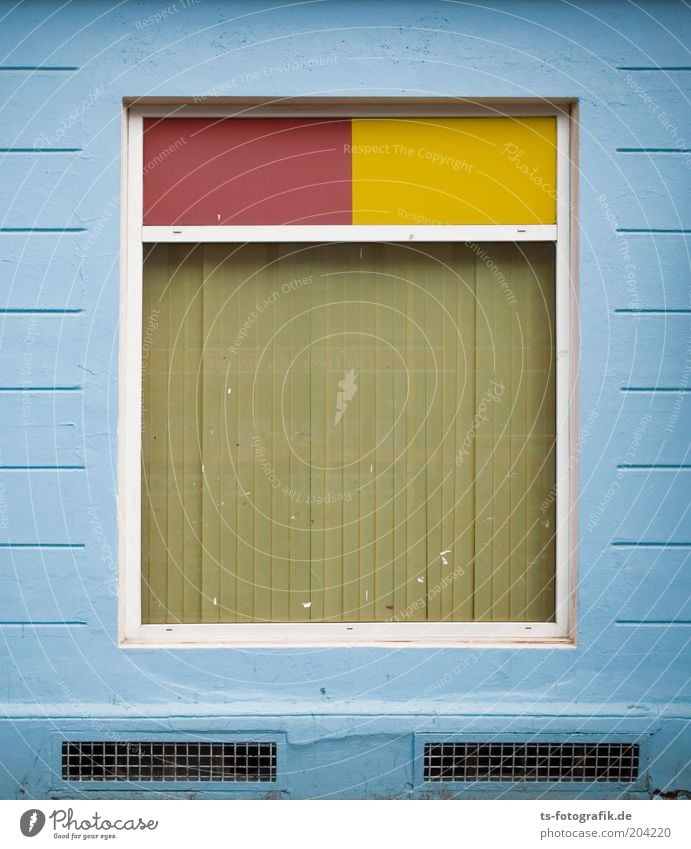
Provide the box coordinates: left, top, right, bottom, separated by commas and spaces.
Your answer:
62, 741, 276, 782
424, 742, 639, 783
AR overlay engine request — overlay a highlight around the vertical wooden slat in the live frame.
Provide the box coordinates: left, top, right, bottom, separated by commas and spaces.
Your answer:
270, 246, 291, 621
539, 243, 557, 621
490, 244, 513, 620
524, 243, 540, 623
181, 246, 203, 622
451, 246, 476, 620
438, 248, 457, 620
542, 244, 557, 621
288, 247, 312, 621
219, 246, 240, 622
526, 244, 557, 620
473, 247, 496, 621
509, 249, 528, 619
373, 250, 395, 620
142, 245, 169, 624
341, 252, 360, 620
141, 252, 151, 626
405, 261, 428, 621
307, 258, 326, 621
423, 249, 443, 622
200, 246, 223, 623
251, 248, 274, 622
164, 245, 186, 623
358, 250, 376, 620
391, 254, 408, 622
323, 255, 344, 621
235, 247, 258, 622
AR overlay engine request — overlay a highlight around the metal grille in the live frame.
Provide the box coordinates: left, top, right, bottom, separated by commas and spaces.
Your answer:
62, 741, 276, 782
423, 742, 639, 782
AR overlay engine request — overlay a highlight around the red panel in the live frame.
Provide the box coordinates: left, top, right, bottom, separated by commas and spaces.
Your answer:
143, 118, 352, 225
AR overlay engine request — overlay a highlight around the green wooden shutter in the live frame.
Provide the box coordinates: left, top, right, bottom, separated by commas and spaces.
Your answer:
141, 242, 556, 623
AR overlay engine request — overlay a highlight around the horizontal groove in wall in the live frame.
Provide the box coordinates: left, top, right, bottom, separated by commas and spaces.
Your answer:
616, 229, 691, 234
0, 386, 82, 392
0, 465, 86, 471
0, 309, 83, 314
0, 148, 81, 153
614, 308, 691, 314
616, 148, 691, 154
616, 464, 691, 470
621, 387, 691, 393
0, 620, 87, 627
0, 542, 85, 549
0, 227, 87, 233
0, 66, 79, 72
615, 620, 691, 627
616, 66, 691, 71
611, 541, 691, 548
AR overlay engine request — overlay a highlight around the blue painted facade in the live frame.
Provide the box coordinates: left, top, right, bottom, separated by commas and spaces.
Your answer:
0, 0, 689, 799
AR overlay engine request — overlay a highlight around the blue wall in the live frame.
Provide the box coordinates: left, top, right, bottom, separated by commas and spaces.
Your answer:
0, 0, 689, 799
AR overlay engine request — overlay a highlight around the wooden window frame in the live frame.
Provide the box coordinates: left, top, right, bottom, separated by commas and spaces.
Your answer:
119, 100, 577, 647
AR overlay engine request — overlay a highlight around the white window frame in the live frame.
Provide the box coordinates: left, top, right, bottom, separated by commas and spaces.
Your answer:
119, 100, 576, 647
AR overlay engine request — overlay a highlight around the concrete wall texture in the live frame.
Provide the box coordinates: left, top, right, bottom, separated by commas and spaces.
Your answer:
0, 0, 689, 799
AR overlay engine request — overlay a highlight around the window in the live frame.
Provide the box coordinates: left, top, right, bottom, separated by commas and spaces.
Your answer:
121, 103, 574, 644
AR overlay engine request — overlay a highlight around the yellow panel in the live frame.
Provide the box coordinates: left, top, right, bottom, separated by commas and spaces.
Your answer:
351, 117, 556, 225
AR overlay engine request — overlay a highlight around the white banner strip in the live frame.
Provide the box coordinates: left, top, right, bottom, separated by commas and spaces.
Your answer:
1, 799, 688, 849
